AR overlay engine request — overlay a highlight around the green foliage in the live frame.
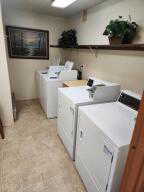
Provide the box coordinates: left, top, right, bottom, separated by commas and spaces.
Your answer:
103, 16, 138, 43
58, 29, 78, 48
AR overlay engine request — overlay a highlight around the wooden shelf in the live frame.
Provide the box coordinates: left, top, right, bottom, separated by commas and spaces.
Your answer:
50, 44, 144, 51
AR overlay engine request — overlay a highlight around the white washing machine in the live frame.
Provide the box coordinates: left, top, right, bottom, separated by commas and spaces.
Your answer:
36, 66, 67, 110
57, 79, 120, 160
75, 90, 141, 192
36, 61, 77, 117
42, 70, 78, 118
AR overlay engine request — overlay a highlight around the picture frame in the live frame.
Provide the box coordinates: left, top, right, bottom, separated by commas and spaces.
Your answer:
6, 26, 49, 60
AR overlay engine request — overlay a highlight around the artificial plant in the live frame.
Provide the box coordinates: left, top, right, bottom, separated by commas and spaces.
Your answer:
58, 29, 78, 48
103, 16, 138, 44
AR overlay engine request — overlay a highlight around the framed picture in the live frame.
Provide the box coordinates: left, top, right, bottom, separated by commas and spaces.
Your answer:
6, 26, 49, 59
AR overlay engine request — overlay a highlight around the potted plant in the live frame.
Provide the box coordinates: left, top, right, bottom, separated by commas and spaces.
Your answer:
103, 16, 138, 44
58, 29, 78, 48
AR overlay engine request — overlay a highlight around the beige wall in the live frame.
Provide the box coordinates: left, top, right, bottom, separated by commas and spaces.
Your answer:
69, 0, 144, 95
5, 8, 70, 100
0, 2, 13, 126
4, 0, 144, 100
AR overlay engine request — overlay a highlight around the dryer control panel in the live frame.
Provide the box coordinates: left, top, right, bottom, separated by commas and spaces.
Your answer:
118, 92, 141, 111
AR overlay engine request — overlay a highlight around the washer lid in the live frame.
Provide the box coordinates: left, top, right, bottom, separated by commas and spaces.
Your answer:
79, 102, 138, 147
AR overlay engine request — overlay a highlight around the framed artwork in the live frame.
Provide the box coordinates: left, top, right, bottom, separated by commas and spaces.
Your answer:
6, 26, 49, 59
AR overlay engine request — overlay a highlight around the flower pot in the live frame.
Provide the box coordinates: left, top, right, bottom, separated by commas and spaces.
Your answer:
108, 37, 122, 45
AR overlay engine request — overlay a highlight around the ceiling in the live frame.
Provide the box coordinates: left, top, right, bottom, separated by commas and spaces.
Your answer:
4, 0, 107, 17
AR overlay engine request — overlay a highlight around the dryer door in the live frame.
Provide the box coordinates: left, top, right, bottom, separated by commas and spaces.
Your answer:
76, 111, 114, 192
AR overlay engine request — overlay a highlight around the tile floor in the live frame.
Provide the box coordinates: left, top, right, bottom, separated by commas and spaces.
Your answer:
0, 100, 86, 192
